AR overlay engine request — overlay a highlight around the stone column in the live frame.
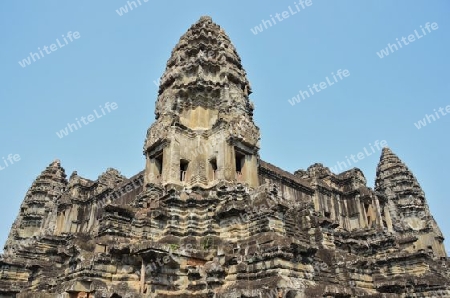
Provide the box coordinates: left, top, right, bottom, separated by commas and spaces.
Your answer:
140, 258, 146, 294
190, 136, 207, 185
313, 188, 320, 213
330, 194, 336, 221
336, 194, 343, 228
384, 205, 394, 232
166, 138, 181, 185
355, 195, 365, 228
244, 154, 259, 188
161, 145, 171, 184
223, 142, 234, 181
145, 155, 162, 185
372, 196, 383, 228
342, 199, 350, 230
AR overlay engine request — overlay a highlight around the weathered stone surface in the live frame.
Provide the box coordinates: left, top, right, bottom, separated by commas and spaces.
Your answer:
1, 16, 448, 298
375, 147, 447, 257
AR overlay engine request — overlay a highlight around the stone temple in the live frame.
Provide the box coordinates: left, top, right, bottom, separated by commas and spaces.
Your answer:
1, 16, 449, 298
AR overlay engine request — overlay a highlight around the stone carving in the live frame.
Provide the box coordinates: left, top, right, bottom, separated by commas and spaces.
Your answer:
145, 117, 172, 149
228, 115, 260, 146
1, 16, 449, 298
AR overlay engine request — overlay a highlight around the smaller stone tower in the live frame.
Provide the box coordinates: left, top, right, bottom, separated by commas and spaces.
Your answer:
375, 147, 447, 257
3, 159, 67, 261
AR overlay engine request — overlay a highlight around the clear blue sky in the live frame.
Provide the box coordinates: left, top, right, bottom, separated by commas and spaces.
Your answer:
0, 1, 449, 252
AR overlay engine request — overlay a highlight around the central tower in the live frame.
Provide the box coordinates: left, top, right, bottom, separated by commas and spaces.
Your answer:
144, 16, 260, 188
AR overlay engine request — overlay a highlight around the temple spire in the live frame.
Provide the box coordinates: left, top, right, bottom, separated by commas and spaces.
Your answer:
4, 160, 67, 254
375, 147, 424, 198
27, 159, 67, 200
375, 147, 446, 257
154, 16, 254, 121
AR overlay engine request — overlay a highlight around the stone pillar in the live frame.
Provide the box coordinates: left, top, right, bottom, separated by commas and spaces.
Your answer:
361, 202, 369, 229
336, 194, 343, 227
146, 155, 162, 185
188, 136, 207, 185
162, 143, 172, 184
144, 153, 153, 185
384, 205, 394, 232
372, 196, 383, 228
140, 258, 145, 294
355, 195, 365, 228
342, 199, 350, 230
223, 143, 234, 181
55, 211, 65, 235
244, 154, 259, 188
166, 139, 181, 185
329, 194, 336, 221
313, 189, 320, 213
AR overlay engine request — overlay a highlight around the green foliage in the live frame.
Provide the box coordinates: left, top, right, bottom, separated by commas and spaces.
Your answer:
169, 243, 179, 251
202, 237, 213, 250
